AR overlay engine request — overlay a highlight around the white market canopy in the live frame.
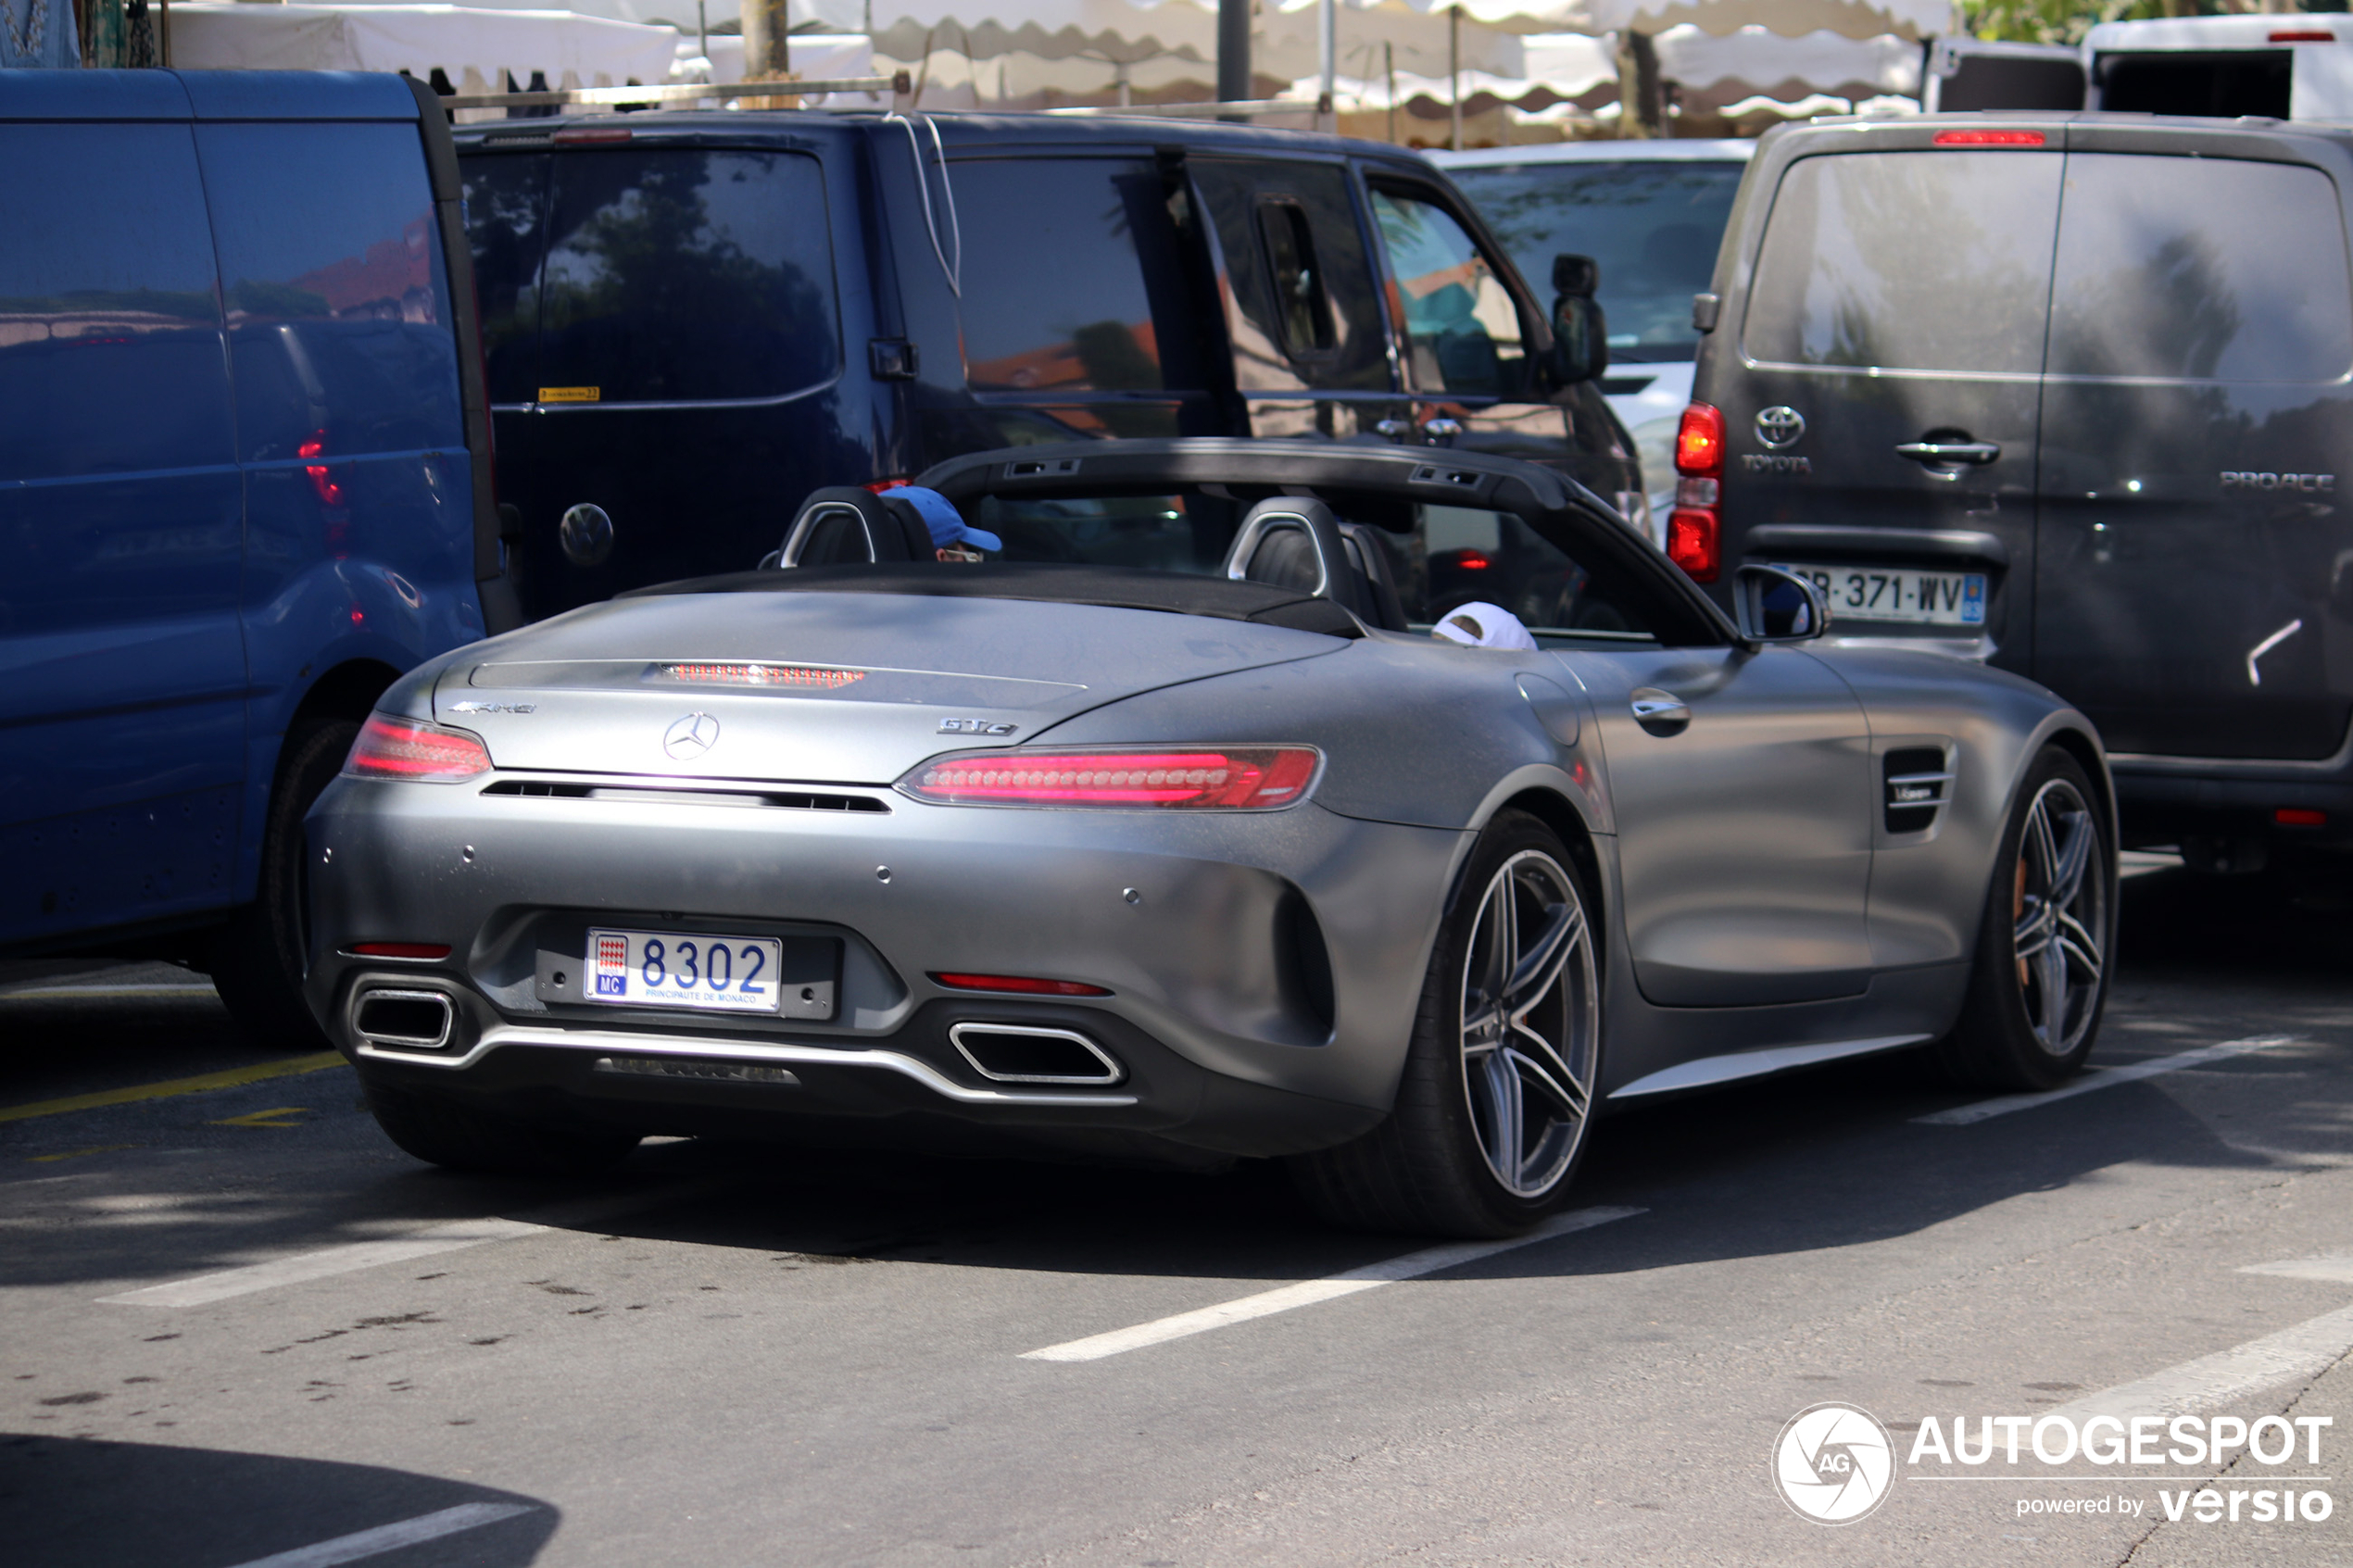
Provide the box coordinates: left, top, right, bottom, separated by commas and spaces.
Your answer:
167, 1, 681, 90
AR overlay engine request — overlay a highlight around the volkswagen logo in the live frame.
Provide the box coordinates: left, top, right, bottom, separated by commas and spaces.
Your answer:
1755, 406, 1806, 449
662, 711, 720, 759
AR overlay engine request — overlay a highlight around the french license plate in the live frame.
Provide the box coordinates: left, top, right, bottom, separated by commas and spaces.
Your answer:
1773, 562, 1987, 627
586, 928, 784, 1013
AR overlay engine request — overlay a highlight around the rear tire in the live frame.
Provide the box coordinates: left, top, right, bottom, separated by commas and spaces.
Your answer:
210, 717, 359, 1050
1290, 811, 1602, 1238
366, 1084, 641, 1176
1935, 747, 2114, 1091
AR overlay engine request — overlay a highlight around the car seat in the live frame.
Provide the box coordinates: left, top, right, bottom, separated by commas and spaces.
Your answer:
1220, 496, 1410, 632
763, 487, 937, 568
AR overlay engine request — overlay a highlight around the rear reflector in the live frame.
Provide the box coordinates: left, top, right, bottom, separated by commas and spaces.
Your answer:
1933, 129, 2046, 147
660, 662, 865, 689
351, 942, 453, 960
2271, 30, 2336, 43
933, 972, 1114, 997
2275, 808, 2328, 827
345, 715, 493, 783
900, 746, 1320, 809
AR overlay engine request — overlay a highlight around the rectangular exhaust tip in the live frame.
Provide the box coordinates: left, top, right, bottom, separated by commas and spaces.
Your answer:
353, 989, 455, 1050
949, 1023, 1125, 1085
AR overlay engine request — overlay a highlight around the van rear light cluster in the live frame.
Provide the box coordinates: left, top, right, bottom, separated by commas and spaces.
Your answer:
899, 746, 1320, 809
1668, 403, 1724, 583
345, 714, 494, 783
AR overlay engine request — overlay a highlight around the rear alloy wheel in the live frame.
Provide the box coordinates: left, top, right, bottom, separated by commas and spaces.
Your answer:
1291, 811, 1600, 1237
1937, 748, 2113, 1091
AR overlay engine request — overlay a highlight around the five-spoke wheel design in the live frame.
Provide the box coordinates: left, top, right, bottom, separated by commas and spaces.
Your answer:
1456, 848, 1599, 1200
2011, 775, 2107, 1059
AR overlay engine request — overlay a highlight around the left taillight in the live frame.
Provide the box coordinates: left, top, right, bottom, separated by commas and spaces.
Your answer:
345, 714, 493, 783
1667, 402, 1724, 584
899, 746, 1320, 810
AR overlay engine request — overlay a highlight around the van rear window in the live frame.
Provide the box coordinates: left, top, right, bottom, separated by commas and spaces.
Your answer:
1744, 150, 2062, 374
534, 149, 840, 405
2047, 154, 2352, 383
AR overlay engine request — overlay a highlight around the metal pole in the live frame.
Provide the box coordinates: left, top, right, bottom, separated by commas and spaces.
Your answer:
744, 0, 790, 81
1318, 0, 1336, 130
1217, 0, 1250, 109
696, 0, 706, 62
1385, 40, 1395, 144
1449, 4, 1461, 152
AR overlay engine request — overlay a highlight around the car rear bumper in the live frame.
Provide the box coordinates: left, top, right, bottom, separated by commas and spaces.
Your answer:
303, 771, 1468, 1159
2109, 726, 2353, 848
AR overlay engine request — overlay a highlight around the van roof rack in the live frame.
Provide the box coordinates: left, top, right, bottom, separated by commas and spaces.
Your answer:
437, 74, 909, 112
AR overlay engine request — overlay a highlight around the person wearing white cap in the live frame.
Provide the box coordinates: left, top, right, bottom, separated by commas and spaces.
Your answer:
1429, 601, 1538, 651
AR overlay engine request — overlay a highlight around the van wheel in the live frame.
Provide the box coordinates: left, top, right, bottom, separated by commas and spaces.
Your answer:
366, 1084, 641, 1175
210, 717, 359, 1049
1290, 811, 1601, 1238
1936, 748, 2114, 1091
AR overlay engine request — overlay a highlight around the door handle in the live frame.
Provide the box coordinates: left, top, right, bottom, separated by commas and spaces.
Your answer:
1629, 687, 1691, 735
1421, 417, 1464, 445
1896, 440, 2000, 467
1374, 419, 1413, 441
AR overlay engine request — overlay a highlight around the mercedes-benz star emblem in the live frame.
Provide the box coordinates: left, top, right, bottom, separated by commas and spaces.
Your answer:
662, 711, 720, 759
1755, 406, 1806, 449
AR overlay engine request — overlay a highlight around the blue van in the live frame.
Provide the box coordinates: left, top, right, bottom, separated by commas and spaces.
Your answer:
0, 69, 511, 1043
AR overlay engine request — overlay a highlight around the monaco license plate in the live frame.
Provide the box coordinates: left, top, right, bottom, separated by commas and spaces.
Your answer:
586, 928, 784, 1013
1775, 562, 1987, 627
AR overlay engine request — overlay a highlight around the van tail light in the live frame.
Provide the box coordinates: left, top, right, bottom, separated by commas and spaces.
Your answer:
1669, 403, 1724, 583
2271, 30, 2336, 43
346, 714, 494, 783
899, 746, 1320, 810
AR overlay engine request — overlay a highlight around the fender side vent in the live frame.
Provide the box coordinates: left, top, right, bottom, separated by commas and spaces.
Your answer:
1884, 747, 1953, 834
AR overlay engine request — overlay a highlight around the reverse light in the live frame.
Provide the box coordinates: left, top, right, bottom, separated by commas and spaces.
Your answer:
661, 662, 865, 689
345, 714, 493, 783
1669, 403, 1725, 583
900, 747, 1321, 810
350, 942, 454, 960
1932, 129, 2046, 147
932, 972, 1114, 997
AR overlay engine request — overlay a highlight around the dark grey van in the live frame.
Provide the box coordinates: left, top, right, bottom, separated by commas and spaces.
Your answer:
1688, 113, 2353, 866
453, 112, 1637, 626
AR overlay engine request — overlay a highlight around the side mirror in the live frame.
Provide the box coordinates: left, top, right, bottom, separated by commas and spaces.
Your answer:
1550, 295, 1609, 384
1733, 563, 1829, 643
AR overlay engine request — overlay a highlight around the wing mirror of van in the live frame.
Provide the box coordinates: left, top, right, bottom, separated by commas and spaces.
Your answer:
1549, 253, 1608, 384
1732, 563, 1830, 643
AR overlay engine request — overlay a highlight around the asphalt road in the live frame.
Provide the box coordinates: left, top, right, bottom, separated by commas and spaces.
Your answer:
4, 855, 2350, 1568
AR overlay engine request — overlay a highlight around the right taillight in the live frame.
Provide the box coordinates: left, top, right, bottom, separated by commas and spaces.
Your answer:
1668, 402, 1724, 583
345, 714, 493, 783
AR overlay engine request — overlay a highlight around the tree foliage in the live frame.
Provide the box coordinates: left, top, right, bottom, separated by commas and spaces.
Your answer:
1960, 0, 2169, 46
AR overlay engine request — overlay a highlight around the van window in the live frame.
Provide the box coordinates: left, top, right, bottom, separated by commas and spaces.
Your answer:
1259, 200, 1334, 358
0, 123, 229, 482
1744, 151, 2062, 374
1190, 161, 1387, 392
460, 152, 549, 407
1447, 158, 1745, 362
955, 158, 1201, 393
1369, 189, 1527, 397
2047, 154, 2353, 383
198, 123, 461, 462
536, 149, 840, 404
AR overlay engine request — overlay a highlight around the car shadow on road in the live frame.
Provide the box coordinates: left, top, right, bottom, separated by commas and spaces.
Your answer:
0, 1434, 555, 1568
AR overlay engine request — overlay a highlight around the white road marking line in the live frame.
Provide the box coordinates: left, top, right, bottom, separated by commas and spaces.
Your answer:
1021, 1204, 1645, 1363
1911, 1035, 2304, 1126
2241, 1258, 2353, 1286
223, 1502, 535, 1568
97, 1219, 551, 1307
2045, 1301, 2353, 1424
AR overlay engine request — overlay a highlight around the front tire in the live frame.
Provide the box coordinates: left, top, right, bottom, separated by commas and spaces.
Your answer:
1936, 747, 2114, 1091
1290, 811, 1602, 1237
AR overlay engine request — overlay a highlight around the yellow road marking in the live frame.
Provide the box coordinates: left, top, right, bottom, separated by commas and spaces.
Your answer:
29, 1144, 140, 1163
208, 1107, 311, 1128
0, 1053, 346, 1123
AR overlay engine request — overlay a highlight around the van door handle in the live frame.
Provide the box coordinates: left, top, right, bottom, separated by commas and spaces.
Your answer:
1375, 419, 1413, 441
1629, 687, 1691, 735
1421, 417, 1464, 445
1896, 440, 2001, 467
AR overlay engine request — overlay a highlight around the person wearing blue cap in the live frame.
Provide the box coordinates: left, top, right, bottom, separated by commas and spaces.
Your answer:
885, 485, 1003, 562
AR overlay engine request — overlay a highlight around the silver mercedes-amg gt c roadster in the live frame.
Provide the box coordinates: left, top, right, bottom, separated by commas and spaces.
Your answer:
306, 440, 2115, 1237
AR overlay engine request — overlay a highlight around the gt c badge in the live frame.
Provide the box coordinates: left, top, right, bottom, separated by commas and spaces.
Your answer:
1755, 406, 1806, 449
938, 718, 1018, 735
663, 711, 721, 759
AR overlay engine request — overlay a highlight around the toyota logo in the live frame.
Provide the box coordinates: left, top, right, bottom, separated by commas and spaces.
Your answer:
662, 711, 720, 759
1755, 406, 1806, 449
